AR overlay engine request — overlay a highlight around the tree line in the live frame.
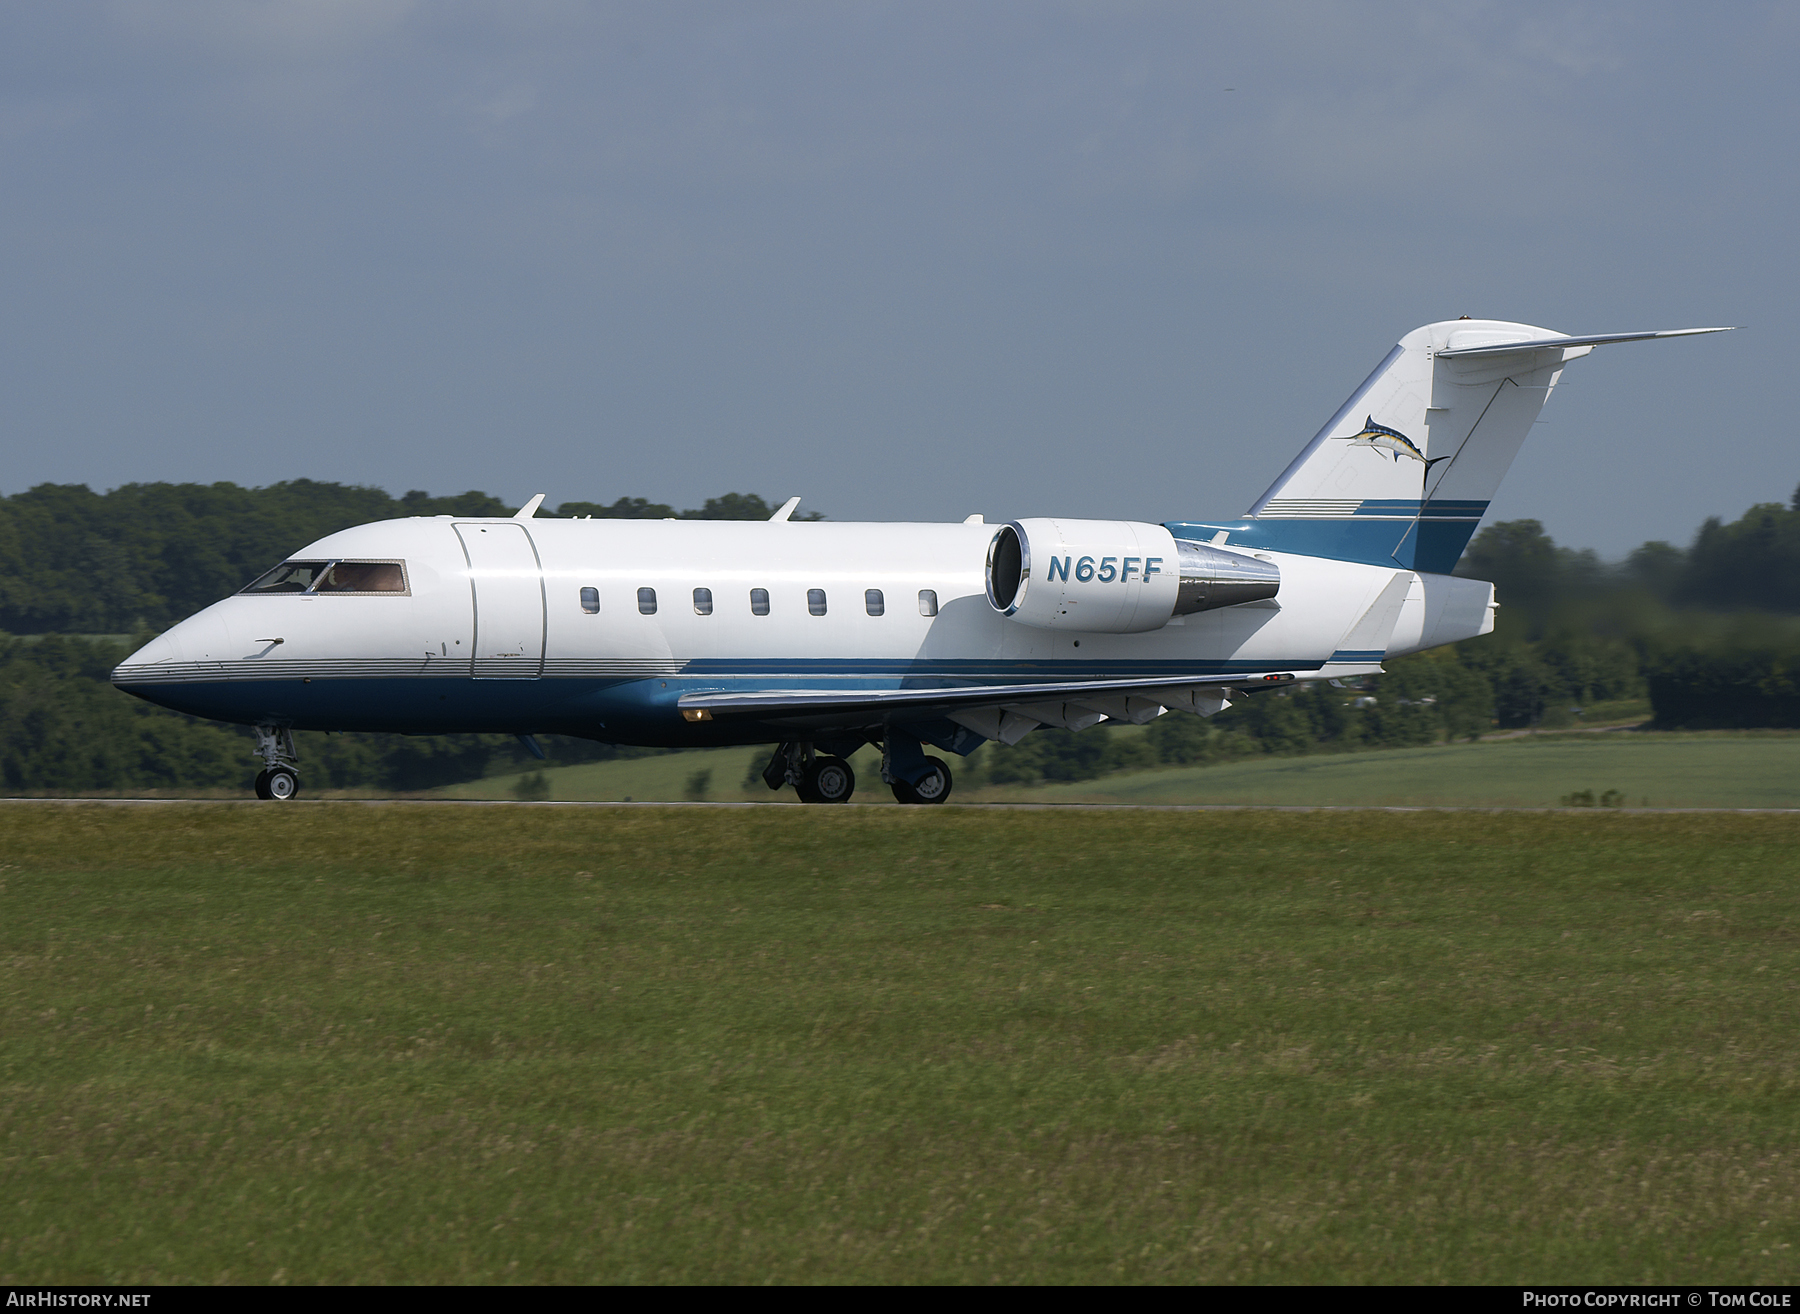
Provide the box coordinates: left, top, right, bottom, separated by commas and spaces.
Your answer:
2, 478, 1800, 795
0, 481, 816, 636
1453, 490, 1800, 731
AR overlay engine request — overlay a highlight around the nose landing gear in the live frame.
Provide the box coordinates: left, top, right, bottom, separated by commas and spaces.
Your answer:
251, 725, 301, 800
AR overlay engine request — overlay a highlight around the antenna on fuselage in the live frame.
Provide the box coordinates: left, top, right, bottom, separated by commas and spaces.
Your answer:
769, 496, 802, 522
514, 493, 546, 520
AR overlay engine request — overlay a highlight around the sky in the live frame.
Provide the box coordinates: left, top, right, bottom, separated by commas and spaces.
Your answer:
1, 1, 1794, 557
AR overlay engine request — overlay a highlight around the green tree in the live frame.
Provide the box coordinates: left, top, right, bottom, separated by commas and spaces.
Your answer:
684, 493, 826, 522
554, 493, 828, 523
1624, 540, 1685, 601
1457, 519, 1606, 638
0, 482, 829, 633
1681, 503, 1800, 612
555, 497, 679, 520
1377, 652, 1494, 741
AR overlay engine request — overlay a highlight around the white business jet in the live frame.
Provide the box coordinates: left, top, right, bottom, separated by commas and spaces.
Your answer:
113, 318, 1726, 802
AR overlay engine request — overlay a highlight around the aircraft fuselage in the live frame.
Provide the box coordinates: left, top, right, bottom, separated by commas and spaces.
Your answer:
113, 515, 1489, 748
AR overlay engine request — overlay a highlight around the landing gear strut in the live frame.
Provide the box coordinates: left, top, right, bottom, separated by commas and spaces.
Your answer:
252, 725, 301, 800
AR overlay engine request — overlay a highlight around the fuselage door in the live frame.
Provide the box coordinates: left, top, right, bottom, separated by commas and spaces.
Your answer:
454, 522, 546, 679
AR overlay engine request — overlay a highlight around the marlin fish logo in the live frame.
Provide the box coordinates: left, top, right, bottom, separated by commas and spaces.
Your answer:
1344, 415, 1449, 469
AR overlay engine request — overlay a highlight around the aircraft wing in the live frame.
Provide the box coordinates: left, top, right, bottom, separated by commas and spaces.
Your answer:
677, 669, 1301, 741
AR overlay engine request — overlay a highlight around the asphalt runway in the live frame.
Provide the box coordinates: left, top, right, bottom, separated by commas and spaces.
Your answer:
4, 798, 1800, 814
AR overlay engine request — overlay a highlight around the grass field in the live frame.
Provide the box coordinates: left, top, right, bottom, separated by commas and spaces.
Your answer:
436, 730, 1800, 810
992, 731, 1800, 808
2, 803, 1798, 1283
434, 744, 785, 804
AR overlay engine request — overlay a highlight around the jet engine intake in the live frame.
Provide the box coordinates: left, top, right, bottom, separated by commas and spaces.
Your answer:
985, 519, 1279, 633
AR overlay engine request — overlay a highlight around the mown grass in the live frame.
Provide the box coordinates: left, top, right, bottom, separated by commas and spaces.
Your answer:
434, 729, 1800, 809
2, 804, 1798, 1283
991, 730, 1800, 808
432, 744, 781, 804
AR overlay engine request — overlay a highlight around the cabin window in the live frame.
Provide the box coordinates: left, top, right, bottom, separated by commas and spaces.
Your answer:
865, 589, 884, 616
808, 588, 827, 616
750, 588, 770, 616
637, 587, 657, 615
580, 587, 599, 614
693, 587, 713, 615
918, 589, 938, 617
241, 559, 408, 595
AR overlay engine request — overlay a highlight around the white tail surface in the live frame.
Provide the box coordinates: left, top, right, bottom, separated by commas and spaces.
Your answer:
1234, 319, 1728, 573
1250, 318, 1575, 517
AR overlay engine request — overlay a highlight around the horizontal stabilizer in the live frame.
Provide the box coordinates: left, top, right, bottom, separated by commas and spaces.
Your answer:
1434, 327, 1732, 359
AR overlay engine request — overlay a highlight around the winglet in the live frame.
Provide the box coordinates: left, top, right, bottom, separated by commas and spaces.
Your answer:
770, 496, 802, 522
514, 493, 546, 520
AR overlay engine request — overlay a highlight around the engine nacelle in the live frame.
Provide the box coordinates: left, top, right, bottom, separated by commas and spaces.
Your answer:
985, 518, 1280, 633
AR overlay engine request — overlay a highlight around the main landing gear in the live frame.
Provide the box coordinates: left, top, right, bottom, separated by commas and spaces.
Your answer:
252, 725, 301, 801
801, 755, 857, 804
761, 742, 857, 804
890, 756, 952, 805
758, 738, 953, 806
881, 730, 953, 805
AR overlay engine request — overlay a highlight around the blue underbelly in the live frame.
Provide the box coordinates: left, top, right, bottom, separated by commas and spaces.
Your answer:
113, 652, 1321, 747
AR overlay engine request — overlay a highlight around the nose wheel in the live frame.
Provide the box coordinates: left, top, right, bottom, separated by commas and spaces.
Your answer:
251, 725, 301, 800
254, 767, 301, 800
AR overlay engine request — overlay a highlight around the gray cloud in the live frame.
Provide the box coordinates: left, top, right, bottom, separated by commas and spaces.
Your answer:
0, 1, 1793, 554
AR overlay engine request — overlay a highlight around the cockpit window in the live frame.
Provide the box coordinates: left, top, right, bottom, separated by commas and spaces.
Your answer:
243, 561, 327, 594
240, 559, 408, 596
315, 561, 407, 593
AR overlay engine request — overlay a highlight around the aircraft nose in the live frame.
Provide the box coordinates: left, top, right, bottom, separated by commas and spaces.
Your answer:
109, 607, 256, 725
111, 610, 236, 686
115, 631, 181, 671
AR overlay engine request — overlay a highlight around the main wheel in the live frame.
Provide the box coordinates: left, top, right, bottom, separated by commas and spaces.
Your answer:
891, 756, 952, 805
799, 756, 856, 804
254, 769, 272, 800
263, 767, 300, 801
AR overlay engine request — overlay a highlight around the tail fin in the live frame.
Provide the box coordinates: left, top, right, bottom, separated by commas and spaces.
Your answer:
1202, 319, 1729, 573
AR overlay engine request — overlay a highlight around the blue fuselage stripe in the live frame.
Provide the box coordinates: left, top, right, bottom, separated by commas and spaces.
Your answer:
115, 656, 1332, 745
1167, 516, 1484, 575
